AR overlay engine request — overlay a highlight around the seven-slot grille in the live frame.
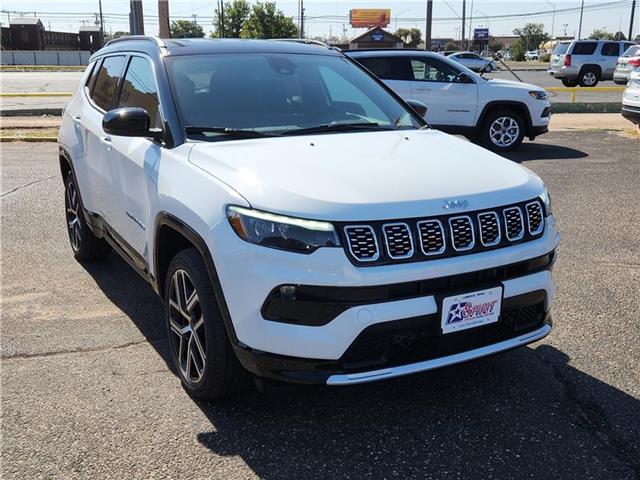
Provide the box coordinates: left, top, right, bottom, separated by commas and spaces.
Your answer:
478, 212, 501, 246
417, 220, 446, 255
526, 201, 544, 235
382, 223, 414, 259
343, 226, 379, 261
341, 199, 546, 265
504, 207, 525, 241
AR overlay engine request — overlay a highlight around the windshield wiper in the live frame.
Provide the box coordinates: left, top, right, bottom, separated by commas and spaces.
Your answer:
184, 126, 280, 139
281, 122, 394, 136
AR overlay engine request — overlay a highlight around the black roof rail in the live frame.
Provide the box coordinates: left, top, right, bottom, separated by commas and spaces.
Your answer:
105, 35, 166, 48
271, 38, 341, 51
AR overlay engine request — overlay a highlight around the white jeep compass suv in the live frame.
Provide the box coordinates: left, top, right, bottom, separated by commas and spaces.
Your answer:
58, 37, 559, 399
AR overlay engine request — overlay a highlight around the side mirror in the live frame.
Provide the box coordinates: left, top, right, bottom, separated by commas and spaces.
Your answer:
102, 107, 162, 141
404, 99, 428, 118
458, 73, 473, 83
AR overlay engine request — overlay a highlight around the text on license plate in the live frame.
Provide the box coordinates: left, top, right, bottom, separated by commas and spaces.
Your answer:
441, 287, 503, 334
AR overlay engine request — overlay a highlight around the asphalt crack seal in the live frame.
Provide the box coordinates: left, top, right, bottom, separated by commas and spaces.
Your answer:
1, 175, 57, 198
1, 339, 160, 361
538, 352, 640, 478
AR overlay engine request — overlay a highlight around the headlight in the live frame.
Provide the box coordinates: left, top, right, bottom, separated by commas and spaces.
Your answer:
226, 206, 340, 253
539, 187, 552, 215
529, 90, 549, 100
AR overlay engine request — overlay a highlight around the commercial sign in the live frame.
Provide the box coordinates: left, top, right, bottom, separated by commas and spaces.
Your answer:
474, 28, 490, 40
350, 9, 391, 28
370, 31, 385, 42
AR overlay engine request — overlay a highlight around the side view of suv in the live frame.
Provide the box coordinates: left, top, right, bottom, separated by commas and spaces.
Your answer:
59, 37, 559, 400
549, 39, 638, 87
347, 49, 551, 152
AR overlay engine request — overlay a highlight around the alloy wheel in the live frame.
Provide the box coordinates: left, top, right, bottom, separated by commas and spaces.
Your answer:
582, 72, 597, 86
489, 116, 520, 148
168, 269, 206, 384
65, 180, 81, 252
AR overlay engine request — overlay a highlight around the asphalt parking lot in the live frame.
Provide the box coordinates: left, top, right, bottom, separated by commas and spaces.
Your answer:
1, 131, 639, 479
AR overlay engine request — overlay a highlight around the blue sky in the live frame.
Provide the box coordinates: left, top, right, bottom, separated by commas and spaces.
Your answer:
1, 0, 638, 39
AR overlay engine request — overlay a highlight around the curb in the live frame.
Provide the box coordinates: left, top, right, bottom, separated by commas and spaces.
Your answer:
0, 108, 64, 117
552, 102, 621, 114
0, 136, 58, 142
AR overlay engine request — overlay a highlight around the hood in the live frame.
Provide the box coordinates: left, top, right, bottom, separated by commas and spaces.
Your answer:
188, 129, 544, 221
487, 78, 542, 91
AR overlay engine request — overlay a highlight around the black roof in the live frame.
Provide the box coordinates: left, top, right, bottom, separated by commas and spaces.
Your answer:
95, 37, 341, 59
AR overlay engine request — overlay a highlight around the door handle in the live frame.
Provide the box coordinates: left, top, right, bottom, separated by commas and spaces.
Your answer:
100, 136, 112, 150
416, 87, 432, 91
72, 115, 82, 123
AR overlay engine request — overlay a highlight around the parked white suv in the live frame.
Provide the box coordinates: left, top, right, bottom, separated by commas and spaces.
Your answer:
58, 37, 559, 399
347, 49, 551, 151
622, 70, 640, 124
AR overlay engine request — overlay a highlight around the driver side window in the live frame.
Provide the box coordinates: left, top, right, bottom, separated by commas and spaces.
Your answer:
410, 58, 463, 83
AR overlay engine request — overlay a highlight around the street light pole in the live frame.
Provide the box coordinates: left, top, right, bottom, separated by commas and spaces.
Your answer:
578, 0, 584, 39
461, 0, 466, 49
630, 0, 636, 41
425, 1, 433, 50
544, 0, 555, 42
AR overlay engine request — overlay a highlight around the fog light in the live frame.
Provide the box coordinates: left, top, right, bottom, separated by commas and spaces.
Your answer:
280, 285, 297, 300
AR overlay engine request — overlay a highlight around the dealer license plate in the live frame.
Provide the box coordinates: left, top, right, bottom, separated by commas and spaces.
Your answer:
441, 287, 502, 334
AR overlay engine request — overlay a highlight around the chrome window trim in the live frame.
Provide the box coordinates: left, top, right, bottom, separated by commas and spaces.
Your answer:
503, 206, 525, 241
448, 215, 475, 252
343, 225, 380, 262
525, 201, 545, 236
416, 219, 446, 256
477, 211, 501, 247
382, 222, 415, 259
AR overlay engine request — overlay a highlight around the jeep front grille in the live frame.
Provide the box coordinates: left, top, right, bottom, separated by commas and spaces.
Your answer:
340, 199, 546, 266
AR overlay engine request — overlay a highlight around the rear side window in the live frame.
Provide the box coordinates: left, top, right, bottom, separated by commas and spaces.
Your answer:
84, 60, 99, 93
119, 56, 161, 128
553, 42, 570, 55
571, 42, 598, 55
601, 43, 620, 57
91, 55, 126, 111
356, 57, 413, 81
622, 45, 640, 57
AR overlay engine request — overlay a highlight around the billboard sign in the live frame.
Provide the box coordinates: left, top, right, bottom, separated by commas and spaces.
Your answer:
474, 28, 490, 40
350, 9, 391, 28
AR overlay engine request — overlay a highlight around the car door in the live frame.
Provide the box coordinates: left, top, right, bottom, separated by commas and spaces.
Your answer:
83, 54, 127, 223
599, 42, 621, 79
408, 55, 478, 127
354, 56, 414, 101
106, 54, 164, 257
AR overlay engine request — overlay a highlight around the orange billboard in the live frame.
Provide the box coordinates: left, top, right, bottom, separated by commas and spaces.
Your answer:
350, 9, 391, 28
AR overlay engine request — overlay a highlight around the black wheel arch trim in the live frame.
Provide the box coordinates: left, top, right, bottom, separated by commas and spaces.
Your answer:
477, 101, 533, 131
154, 212, 243, 347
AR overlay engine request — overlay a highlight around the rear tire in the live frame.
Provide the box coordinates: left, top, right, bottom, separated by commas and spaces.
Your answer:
479, 109, 525, 152
579, 68, 599, 87
64, 172, 111, 261
561, 78, 579, 87
164, 248, 252, 400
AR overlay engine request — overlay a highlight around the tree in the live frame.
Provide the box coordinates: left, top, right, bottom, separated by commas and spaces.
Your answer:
444, 40, 459, 51
488, 39, 504, 53
510, 39, 526, 61
241, 2, 298, 39
170, 20, 204, 38
395, 28, 422, 48
513, 23, 549, 51
613, 31, 626, 41
213, 0, 251, 38
588, 29, 614, 40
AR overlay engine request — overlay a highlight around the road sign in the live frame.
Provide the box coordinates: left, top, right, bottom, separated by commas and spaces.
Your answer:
474, 28, 489, 40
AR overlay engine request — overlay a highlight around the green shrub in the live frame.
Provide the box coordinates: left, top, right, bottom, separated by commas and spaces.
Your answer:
539, 53, 551, 63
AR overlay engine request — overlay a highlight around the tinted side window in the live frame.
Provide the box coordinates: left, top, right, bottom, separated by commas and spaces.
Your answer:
572, 42, 598, 55
119, 56, 161, 128
601, 43, 620, 56
91, 55, 126, 111
356, 57, 413, 81
623, 43, 635, 53
84, 60, 99, 93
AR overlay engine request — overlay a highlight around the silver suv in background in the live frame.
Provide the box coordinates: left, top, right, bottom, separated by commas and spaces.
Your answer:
614, 45, 640, 84
548, 39, 637, 87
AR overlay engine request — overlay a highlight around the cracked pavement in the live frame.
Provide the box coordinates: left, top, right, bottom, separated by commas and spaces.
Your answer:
1, 132, 639, 479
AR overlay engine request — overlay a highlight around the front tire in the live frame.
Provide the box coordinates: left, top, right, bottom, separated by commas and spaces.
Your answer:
165, 248, 251, 400
480, 110, 525, 152
64, 172, 111, 261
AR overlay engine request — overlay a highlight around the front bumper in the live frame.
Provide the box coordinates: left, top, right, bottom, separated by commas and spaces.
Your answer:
621, 104, 640, 124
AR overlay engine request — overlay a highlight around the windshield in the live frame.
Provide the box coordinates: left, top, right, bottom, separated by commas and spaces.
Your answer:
166, 53, 422, 139
553, 43, 571, 55
622, 45, 640, 57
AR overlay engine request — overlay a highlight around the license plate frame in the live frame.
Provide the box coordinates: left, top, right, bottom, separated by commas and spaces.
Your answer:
441, 286, 503, 334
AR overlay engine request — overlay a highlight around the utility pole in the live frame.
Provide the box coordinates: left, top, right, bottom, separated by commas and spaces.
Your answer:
158, 0, 170, 38
544, 0, 555, 42
220, 0, 224, 37
98, 0, 104, 35
577, 0, 584, 39
299, 0, 304, 39
461, 0, 466, 48
468, 0, 474, 50
630, 0, 636, 41
425, 0, 433, 50
129, 0, 144, 35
